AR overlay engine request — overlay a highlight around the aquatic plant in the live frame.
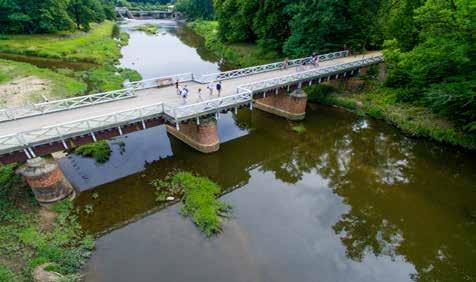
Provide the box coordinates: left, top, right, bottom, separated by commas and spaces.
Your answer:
291, 124, 306, 134
152, 172, 232, 236
75, 141, 111, 163
134, 24, 160, 35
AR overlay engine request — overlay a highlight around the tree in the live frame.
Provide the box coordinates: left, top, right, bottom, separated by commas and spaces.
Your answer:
176, 0, 214, 20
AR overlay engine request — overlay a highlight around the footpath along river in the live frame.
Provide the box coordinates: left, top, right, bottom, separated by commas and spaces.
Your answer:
62, 19, 476, 282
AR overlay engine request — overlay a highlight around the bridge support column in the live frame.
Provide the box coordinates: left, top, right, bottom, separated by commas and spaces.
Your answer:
166, 117, 220, 153
17, 157, 74, 206
254, 88, 308, 121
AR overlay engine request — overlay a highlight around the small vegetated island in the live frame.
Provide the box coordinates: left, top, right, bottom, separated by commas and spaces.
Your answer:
152, 172, 232, 236
134, 24, 161, 35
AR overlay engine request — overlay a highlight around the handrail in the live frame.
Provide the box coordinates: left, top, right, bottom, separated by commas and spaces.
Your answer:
0, 88, 135, 122
0, 102, 165, 153
124, 73, 193, 90
196, 50, 349, 83
239, 55, 384, 92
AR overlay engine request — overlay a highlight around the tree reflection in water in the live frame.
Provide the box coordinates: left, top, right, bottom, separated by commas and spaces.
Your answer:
257, 109, 476, 281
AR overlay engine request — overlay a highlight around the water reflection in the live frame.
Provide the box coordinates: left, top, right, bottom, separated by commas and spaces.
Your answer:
78, 106, 476, 281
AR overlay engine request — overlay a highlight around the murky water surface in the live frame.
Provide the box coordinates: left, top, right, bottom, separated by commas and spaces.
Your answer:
65, 20, 476, 282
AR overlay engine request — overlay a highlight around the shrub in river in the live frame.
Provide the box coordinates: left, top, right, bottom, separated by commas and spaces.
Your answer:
291, 124, 306, 134
134, 24, 160, 35
75, 141, 111, 163
152, 172, 232, 236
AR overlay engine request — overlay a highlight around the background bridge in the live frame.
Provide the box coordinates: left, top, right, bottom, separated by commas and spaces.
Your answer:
0, 50, 383, 163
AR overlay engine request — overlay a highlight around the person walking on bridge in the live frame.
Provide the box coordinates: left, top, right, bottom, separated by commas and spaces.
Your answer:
207, 81, 214, 97
216, 81, 222, 97
197, 88, 203, 101
283, 57, 289, 70
181, 85, 189, 104
175, 80, 180, 95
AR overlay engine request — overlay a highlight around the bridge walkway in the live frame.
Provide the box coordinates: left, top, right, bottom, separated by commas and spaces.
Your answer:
0, 51, 381, 136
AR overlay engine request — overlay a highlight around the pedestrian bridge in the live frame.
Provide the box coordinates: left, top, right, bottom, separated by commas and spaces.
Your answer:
0, 50, 383, 164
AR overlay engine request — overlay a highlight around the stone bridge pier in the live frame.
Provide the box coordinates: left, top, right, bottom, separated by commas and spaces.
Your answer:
254, 86, 308, 121
17, 157, 75, 206
166, 117, 220, 153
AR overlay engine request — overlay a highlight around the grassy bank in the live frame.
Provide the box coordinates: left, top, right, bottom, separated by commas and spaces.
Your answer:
0, 59, 87, 106
0, 21, 141, 101
188, 20, 279, 67
0, 165, 93, 281
0, 21, 123, 65
306, 81, 476, 150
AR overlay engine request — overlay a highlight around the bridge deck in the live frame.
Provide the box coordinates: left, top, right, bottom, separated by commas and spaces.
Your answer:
0, 51, 381, 137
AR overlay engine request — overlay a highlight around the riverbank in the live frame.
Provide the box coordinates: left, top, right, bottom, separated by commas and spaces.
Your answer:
0, 59, 87, 107
306, 79, 476, 150
0, 165, 93, 282
0, 21, 141, 104
188, 20, 279, 67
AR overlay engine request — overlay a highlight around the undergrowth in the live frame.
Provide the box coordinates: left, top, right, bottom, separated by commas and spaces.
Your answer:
152, 172, 232, 236
75, 141, 111, 163
0, 164, 93, 281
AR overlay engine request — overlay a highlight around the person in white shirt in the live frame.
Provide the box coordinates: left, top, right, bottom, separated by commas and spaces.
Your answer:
207, 81, 214, 97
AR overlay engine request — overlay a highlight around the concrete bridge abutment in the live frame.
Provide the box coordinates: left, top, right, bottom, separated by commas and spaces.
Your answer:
17, 157, 75, 206
254, 87, 308, 121
166, 117, 220, 153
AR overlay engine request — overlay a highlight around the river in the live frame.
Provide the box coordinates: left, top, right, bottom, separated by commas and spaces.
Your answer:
65, 19, 476, 282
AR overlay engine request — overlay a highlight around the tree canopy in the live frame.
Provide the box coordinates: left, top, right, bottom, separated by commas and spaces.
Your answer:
0, 0, 116, 33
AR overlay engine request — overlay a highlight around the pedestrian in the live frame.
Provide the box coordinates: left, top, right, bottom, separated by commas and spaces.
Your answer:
362, 44, 367, 59
197, 88, 203, 101
175, 80, 180, 95
207, 81, 214, 96
180, 88, 187, 104
311, 52, 318, 67
216, 81, 222, 97
283, 57, 289, 70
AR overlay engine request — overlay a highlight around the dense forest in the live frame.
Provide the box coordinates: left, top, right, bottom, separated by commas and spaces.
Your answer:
0, 0, 116, 33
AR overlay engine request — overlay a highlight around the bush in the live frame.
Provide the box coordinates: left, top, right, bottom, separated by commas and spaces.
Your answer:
75, 141, 111, 163
153, 172, 232, 236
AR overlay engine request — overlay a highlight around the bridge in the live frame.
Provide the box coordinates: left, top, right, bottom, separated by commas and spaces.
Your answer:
0, 50, 383, 204
0, 50, 383, 164
116, 7, 182, 20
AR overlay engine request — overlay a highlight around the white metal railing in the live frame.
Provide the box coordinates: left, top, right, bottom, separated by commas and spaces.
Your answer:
171, 90, 253, 121
240, 56, 384, 92
124, 73, 193, 91
196, 50, 349, 83
0, 103, 165, 154
0, 88, 135, 122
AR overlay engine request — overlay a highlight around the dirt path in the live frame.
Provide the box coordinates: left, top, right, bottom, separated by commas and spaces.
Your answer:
0, 76, 51, 107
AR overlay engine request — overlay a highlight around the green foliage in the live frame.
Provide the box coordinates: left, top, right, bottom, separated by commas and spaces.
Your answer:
133, 24, 160, 35
383, 0, 475, 132
0, 197, 94, 281
176, 0, 214, 20
188, 20, 278, 67
75, 141, 111, 163
0, 265, 18, 282
291, 124, 306, 134
153, 172, 232, 236
0, 21, 124, 65
0, 0, 115, 34
77, 66, 141, 93
0, 164, 32, 219
0, 59, 87, 103
307, 82, 476, 150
